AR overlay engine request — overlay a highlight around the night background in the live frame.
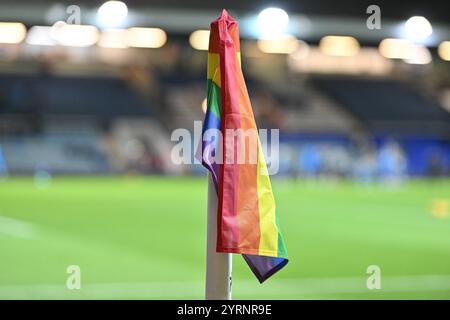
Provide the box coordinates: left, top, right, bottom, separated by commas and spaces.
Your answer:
0, 0, 449, 299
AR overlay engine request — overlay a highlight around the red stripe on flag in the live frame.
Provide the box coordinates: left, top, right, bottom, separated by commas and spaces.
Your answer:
215, 11, 261, 253
216, 14, 240, 250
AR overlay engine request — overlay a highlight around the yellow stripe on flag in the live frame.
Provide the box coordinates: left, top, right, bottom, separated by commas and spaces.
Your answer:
256, 141, 279, 256
208, 52, 241, 88
207, 53, 221, 87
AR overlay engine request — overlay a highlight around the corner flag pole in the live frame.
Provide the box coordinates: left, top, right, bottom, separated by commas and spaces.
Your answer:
205, 172, 232, 300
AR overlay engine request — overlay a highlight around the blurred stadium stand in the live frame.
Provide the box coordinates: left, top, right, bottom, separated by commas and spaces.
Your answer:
0, 73, 152, 117
0, 0, 449, 179
314, 76, 450, 135
1, 68, 448, 178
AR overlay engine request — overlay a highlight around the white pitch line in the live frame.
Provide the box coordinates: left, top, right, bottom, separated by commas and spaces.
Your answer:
0, 275, 449, 299
0, 215, 37, 239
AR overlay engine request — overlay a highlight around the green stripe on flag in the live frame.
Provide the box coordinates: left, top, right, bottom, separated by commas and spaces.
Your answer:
207, 79, 222, 119
275, 210, 288, 258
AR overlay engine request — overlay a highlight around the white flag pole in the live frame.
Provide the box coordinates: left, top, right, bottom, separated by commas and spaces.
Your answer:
205, 172, 232, 300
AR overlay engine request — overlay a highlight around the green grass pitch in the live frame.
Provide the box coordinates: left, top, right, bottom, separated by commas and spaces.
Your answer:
0, 176, 449, 299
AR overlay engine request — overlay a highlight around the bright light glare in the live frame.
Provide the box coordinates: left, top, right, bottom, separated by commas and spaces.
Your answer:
26, 26, 56, 46
288, 47, 393, 75
0, 22, 26, 44
438, 41, 450, 61
98, 27, 167, 49
289, 40, 310, 60
201, 98, 207, 114
379, 38, 431, 64
98, 29, 128, 48
379, 38, 412, 59
189, 30, 209, 50
404, 45, 432, 65
97, 1, 128, 28
257, 35, 299, 54
404, 16, 433, 41
51, 22, 99, 47
257, 7, 289, 38
127, 28, 167, 48
319, 36, 360, 57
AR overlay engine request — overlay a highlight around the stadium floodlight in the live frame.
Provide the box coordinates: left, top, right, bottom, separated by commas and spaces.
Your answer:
127, 28, 167, 48
98, 27, 167, 49
404, 44, 432, 65
201, 98, 207, 114
257, 7, 289, 38
438, 41, 450, 61
51, 21, 99, 47
379, 38, 412, 59
257, 35, 299, 54
97, 1, 128, 28
289, 40, 310, 60
26, 26, 56, 46
189, 30, 210, 50
379, 38, 431, 64
319, 36, 360, 57
98, 29, 129, 48
404, 16, 433, 42
0, 22, 26, 44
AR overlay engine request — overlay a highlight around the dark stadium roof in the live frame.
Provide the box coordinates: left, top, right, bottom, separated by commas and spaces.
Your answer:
1, 0, 449, 23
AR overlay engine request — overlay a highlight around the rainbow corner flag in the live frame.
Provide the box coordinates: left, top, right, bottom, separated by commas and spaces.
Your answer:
200, 10, 288, 283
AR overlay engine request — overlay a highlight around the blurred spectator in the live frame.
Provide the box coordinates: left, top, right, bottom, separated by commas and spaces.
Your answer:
299, 144, 321, 178
352, 141, 377, 183
0, 145, 7, 176
427, 148, 447, 177
377, 140, 407, 184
